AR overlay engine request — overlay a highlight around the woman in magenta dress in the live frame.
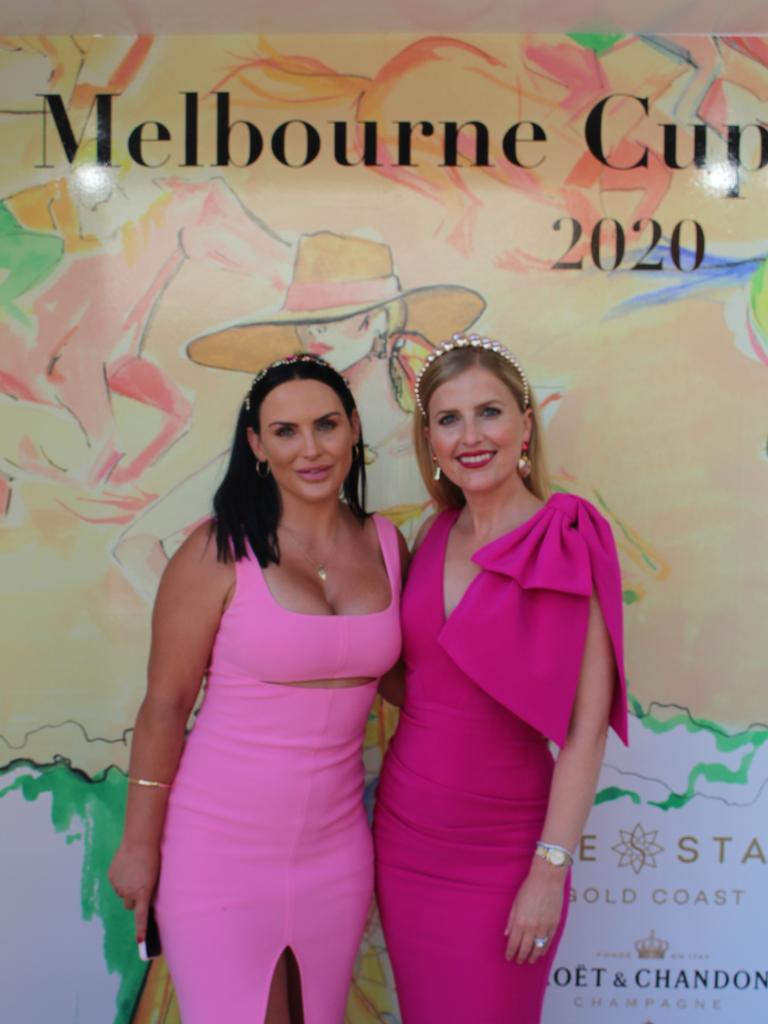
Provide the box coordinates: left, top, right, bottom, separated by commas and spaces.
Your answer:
374, 335, 628, 1024
109, 354, 405, 1024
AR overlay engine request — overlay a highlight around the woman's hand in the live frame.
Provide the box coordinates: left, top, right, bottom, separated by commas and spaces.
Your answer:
108, 842, 160, 942
504, 860, 567, 965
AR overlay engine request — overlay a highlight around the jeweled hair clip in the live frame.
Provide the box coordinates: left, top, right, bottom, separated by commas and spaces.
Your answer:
244, 353, 351, 411
414, 334, 530, 418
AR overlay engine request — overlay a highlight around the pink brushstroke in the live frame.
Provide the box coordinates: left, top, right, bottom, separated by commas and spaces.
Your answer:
1, 177, 290, 494
746, 313, 768, 367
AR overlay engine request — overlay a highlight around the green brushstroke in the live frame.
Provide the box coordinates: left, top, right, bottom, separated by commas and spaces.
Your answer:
593, 489, 662, 574
567, 33, 625, 55
649, 748, 761, 812
596, 785, 641, 805
649, 792, 688, 811
631, 693, 768, 753
628, 693, 768, 811
0, 760, 146, 1023
550, 486, 655, 605
749, 257, 768, 336
596, 694, 767, 813
0, 200, 64, 326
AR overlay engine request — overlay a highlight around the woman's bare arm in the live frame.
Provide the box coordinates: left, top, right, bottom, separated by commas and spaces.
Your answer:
505, 595, 615, 964
109, 523, 234, 939
537, 595, 614, 851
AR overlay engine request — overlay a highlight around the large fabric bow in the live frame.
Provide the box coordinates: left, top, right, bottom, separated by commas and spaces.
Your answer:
439, 494, 628, 747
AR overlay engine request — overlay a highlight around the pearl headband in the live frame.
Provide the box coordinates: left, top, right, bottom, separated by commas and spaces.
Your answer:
414, 334, 530, 418
244, 353, 351, 411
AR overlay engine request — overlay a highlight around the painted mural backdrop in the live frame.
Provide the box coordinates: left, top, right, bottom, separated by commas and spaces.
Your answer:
1, 31, 766, 1024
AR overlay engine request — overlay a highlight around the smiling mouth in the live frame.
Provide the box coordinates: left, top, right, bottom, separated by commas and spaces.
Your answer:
297, 465, 333, 480
456, 451, 496, 469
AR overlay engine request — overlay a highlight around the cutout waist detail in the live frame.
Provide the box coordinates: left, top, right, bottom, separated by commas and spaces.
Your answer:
259, 676, 379, 690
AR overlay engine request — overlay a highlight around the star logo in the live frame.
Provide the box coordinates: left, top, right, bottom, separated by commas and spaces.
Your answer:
612, 823, 664, 874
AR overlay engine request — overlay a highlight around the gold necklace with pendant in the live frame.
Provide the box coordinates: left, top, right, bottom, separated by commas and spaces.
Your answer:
281, 524, 337, 583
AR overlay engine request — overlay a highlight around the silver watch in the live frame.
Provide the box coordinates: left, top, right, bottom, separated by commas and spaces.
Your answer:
535, 841, 573, 867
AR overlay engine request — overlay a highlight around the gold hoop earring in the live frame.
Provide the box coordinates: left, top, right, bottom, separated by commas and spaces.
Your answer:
517, 442, 532, 480
256, 460, 271, 478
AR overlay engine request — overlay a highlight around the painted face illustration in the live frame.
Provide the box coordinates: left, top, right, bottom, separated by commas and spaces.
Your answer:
296, 308, 389, 371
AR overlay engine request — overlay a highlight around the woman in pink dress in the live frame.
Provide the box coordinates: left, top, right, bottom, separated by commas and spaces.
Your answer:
374, 335, 628, 1024
109, 353, 405, 1024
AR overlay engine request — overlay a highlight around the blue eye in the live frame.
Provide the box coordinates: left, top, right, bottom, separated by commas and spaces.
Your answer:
275, 426, 295, 438
317, 419, 337, 431
437, 413, 457, 426
480, 406, 501, 417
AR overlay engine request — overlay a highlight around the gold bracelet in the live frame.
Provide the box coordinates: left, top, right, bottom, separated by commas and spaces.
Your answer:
128, 777, 172, 789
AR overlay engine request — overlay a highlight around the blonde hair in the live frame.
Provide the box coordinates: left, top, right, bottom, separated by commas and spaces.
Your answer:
413, 346, 550, 507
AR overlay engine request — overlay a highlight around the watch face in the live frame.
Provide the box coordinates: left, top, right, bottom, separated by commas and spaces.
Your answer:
548, 849, 566, 866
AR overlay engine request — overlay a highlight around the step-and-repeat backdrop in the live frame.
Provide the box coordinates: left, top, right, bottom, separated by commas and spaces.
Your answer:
1, 31, 766, 1024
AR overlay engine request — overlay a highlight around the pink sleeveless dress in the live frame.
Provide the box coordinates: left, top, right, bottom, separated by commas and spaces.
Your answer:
155, 514, 402, 1024
374, 494, 627, 1024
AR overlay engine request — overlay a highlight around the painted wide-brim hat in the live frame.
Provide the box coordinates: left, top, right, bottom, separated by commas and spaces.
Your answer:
186, 231, 485, 372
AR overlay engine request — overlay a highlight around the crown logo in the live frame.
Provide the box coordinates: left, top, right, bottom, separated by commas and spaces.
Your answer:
634, 929, 670, 960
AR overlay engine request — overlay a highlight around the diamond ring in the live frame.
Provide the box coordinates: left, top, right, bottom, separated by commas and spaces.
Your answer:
533, 936, 549, 949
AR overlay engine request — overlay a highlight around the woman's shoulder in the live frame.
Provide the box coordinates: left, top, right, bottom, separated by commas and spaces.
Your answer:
548, 491, 608, 521
173, 519, 219, 562
369, 513, 410, 577
368, 508, 448, 576
470, 492, 620, 591
412, 506, 459, 554
547, 493, 618, 551
154, 521, 235, 618
412, 511, 439, 554
162, 521, 233, 588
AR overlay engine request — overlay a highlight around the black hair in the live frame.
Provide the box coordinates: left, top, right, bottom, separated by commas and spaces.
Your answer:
211, 355, 368, 566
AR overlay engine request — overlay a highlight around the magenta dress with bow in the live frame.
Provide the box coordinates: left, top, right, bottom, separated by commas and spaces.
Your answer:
374, 494, 628, 1024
